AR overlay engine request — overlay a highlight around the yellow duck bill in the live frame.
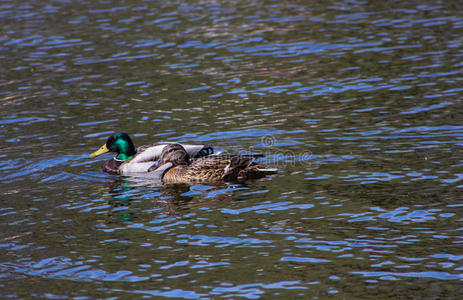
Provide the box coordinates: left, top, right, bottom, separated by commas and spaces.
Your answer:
89, 144, 109, 158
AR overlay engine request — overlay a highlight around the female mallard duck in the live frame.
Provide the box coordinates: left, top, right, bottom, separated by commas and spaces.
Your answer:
150, 143, 276, 184
89, 133, 213, 175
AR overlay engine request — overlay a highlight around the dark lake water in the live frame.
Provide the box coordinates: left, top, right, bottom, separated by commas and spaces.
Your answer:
1, 0, 462, 298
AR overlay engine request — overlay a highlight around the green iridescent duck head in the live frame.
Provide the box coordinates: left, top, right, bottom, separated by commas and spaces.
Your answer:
89, 132, 137, 161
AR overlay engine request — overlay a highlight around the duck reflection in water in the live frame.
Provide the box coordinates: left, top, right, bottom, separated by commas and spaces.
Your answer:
102, 176, 248, 220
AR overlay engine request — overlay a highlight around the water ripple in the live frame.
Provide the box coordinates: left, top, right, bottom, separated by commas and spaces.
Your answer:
1, 1, 462, 299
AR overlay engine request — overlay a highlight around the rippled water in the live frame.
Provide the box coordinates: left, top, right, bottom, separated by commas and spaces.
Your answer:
1, 0, 462, 298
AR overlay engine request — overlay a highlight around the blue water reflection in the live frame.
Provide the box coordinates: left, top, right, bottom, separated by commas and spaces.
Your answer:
1, 0, 462, 299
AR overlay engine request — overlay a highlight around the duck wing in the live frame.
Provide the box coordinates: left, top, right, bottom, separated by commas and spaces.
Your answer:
131, 144, 214, 163
187, 154, 262, 181
222, 156, 256, 181
191, 154, 262, 167
145, 162, 174, 184
131, 144, 167, 163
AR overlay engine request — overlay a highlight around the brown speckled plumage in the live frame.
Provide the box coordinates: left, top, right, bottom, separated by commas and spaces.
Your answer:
156, 144, 274, 184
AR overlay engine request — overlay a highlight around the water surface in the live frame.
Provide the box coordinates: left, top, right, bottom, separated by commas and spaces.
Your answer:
1, 0, 462, 298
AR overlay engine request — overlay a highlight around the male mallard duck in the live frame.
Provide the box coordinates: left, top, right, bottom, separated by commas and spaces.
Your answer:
150, 143, 276, 184
89, 133, 213, 175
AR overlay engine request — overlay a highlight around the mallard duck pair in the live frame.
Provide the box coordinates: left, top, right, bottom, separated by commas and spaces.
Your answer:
90, 133, 276, 183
